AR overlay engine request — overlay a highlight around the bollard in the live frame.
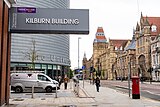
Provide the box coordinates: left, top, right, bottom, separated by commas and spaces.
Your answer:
31, 85, 34, 98
70, 79, 72, 89
74, 83, 76, 93
83, 72, 84, 88
77, 82, 79, 97
55, 84, 57, 98
75, 82, 78, 96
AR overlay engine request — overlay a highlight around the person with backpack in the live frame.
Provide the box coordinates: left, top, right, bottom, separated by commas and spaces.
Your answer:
95, 76, 100, 92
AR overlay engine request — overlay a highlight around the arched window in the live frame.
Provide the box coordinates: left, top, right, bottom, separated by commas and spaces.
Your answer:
120, 46, 123, 50
115, 46, 117, 50
151, 25, 157, 32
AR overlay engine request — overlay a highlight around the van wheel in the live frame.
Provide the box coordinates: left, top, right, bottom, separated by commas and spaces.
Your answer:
15, 86, 23, 93
46, 87, 52, 93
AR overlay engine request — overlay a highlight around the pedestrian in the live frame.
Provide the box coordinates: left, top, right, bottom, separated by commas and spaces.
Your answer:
64, 75, 69, 89
92, 77, 95, 85
58, 76, 62, 87
95, 76, 100, 92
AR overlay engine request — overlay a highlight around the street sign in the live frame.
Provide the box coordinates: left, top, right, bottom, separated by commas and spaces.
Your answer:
82, 66, 85, 70
77, 69, 80, 72
9, 7, 89, 34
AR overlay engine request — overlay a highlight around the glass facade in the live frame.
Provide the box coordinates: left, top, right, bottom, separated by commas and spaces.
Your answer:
11, 0, 70, 79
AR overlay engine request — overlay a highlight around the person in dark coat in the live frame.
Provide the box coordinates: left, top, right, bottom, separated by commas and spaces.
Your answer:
95, 76, 100, 92
58, 76, 62, 87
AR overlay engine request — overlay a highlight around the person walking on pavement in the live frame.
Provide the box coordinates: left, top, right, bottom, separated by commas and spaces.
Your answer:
95, 76, 100, 92
58, 76, 62, 87
92, 77, 95, 85
64, 75, 69, 89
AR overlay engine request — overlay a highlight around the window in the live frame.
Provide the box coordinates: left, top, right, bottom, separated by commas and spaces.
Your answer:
153, 55, 156, 65
48, 65, 52, 69
120, 46, 122, 50
156, 54, 158, 64
38, 75, 50, 81
151, 25, 157, 32
155, 44, 157, 48
115, 46, 117, 50
53, 65, 57, 70
35, 64, 41, 69
139, 37, 142, 46
42, 64, 47, 69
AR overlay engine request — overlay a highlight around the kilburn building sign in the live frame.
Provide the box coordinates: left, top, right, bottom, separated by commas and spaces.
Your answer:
9, 7, 89, 34
25, 18, 79, 25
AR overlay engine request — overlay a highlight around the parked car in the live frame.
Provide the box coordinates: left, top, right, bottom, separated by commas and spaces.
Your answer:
11, 72, 59, 93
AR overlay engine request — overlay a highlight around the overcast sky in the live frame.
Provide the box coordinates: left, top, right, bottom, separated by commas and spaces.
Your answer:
69, 0, 160, 69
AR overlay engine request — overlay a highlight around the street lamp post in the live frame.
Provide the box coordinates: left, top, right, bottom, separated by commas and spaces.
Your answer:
78, 37, 81, 72
128, 57, 131, 97
77, 37, 81, 97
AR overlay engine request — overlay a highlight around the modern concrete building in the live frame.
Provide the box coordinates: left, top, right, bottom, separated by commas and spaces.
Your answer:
11, 0, 70, 79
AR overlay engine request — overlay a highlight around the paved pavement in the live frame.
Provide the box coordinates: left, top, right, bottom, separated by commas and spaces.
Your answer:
4, 80, 160, 107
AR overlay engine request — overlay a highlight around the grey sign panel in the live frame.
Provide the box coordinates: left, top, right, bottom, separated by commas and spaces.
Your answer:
9, 7, 89, 34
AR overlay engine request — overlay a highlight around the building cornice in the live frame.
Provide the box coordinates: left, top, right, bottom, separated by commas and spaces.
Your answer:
4, 0, 16, 8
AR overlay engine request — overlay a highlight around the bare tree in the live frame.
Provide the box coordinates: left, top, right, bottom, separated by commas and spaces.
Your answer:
22, 39, 39, 70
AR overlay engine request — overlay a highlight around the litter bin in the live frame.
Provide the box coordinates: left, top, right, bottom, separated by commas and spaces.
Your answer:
131, 76, 140, 99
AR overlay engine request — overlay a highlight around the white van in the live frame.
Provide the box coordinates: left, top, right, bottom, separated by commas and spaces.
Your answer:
11, 73, 59, 93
